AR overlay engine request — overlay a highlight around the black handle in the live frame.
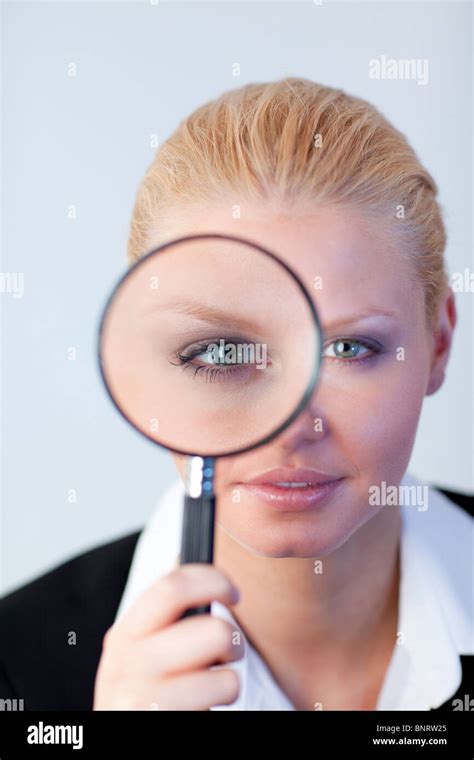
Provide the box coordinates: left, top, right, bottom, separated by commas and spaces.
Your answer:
180, 494, 215, 618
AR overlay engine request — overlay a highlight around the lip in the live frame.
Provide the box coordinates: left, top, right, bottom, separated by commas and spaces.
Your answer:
244, 467, 342, 486
239, 468, 346, 512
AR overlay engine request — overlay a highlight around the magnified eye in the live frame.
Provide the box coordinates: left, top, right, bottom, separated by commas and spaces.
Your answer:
169, 338, 269, 382
196, 345, 226, 365
192, 340, 262, 366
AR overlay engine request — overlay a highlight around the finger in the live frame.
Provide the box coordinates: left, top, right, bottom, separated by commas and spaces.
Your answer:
144, 615, 245, 676
153, 668, 241, 710
119, 564, 240, 637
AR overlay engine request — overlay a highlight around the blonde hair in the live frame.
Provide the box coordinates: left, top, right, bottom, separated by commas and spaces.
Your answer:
128, 77, 448, 325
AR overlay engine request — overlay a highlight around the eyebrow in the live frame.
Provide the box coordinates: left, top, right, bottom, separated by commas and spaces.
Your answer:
145, 297, 267, 334
323, 310, 399, 331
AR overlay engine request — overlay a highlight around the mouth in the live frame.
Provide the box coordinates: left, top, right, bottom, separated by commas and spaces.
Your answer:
238, 468, 346, 512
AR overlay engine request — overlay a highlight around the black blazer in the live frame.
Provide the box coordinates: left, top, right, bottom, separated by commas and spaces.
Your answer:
0, 489, 472, 711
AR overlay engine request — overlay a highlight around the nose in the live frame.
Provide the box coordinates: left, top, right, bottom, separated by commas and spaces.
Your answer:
271, 390, 327, 453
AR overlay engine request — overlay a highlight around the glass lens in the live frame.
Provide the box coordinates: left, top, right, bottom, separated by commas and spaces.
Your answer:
99, 235, 322, 456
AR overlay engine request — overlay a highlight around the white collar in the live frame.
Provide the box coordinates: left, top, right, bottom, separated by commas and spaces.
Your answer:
115, 472, 472, 710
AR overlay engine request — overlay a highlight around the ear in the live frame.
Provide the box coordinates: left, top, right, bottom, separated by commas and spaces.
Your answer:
425, 287, 457, 396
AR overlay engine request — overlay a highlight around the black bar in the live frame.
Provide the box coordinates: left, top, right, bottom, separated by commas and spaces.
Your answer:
0, 710, 472, 757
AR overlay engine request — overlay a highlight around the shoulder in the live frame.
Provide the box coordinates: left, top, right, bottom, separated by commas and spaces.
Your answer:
0, 529, 142, 710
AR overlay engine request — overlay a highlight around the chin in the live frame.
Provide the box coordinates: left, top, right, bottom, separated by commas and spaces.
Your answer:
219, 517, 362, 559
218, 494, 384, 559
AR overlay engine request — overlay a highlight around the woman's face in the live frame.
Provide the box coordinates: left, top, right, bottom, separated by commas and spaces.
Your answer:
152, 202, 449, 558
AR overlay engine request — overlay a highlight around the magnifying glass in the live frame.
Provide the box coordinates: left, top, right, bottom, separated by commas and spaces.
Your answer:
98, 233, 322, 617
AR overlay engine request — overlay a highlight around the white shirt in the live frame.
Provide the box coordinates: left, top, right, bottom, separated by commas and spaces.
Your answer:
114, 472, 473, 710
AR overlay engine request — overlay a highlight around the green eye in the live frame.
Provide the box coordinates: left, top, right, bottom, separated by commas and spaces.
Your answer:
169, 336, 268, 383
336, 340, 366, 358
196, 346, 226, 364
323, 339, 375, 361
196, 342, 240, 365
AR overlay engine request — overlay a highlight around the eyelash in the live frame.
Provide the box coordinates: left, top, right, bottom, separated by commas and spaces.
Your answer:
177, 362, 240, 383
322, 338, 383, 365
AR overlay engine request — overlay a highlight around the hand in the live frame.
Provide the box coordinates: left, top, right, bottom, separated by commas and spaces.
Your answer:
93, 563, 243, 710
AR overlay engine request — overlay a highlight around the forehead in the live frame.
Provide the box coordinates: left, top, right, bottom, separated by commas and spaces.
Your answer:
149, 202, 422, 323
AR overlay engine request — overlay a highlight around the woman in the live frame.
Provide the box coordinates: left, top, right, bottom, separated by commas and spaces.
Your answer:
1, 77, 472, 711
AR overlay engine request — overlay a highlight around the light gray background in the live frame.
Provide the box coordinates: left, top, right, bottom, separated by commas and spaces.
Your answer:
1, 0, 472, 594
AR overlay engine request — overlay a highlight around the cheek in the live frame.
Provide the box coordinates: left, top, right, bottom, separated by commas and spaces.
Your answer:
323, 357, 428, 484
